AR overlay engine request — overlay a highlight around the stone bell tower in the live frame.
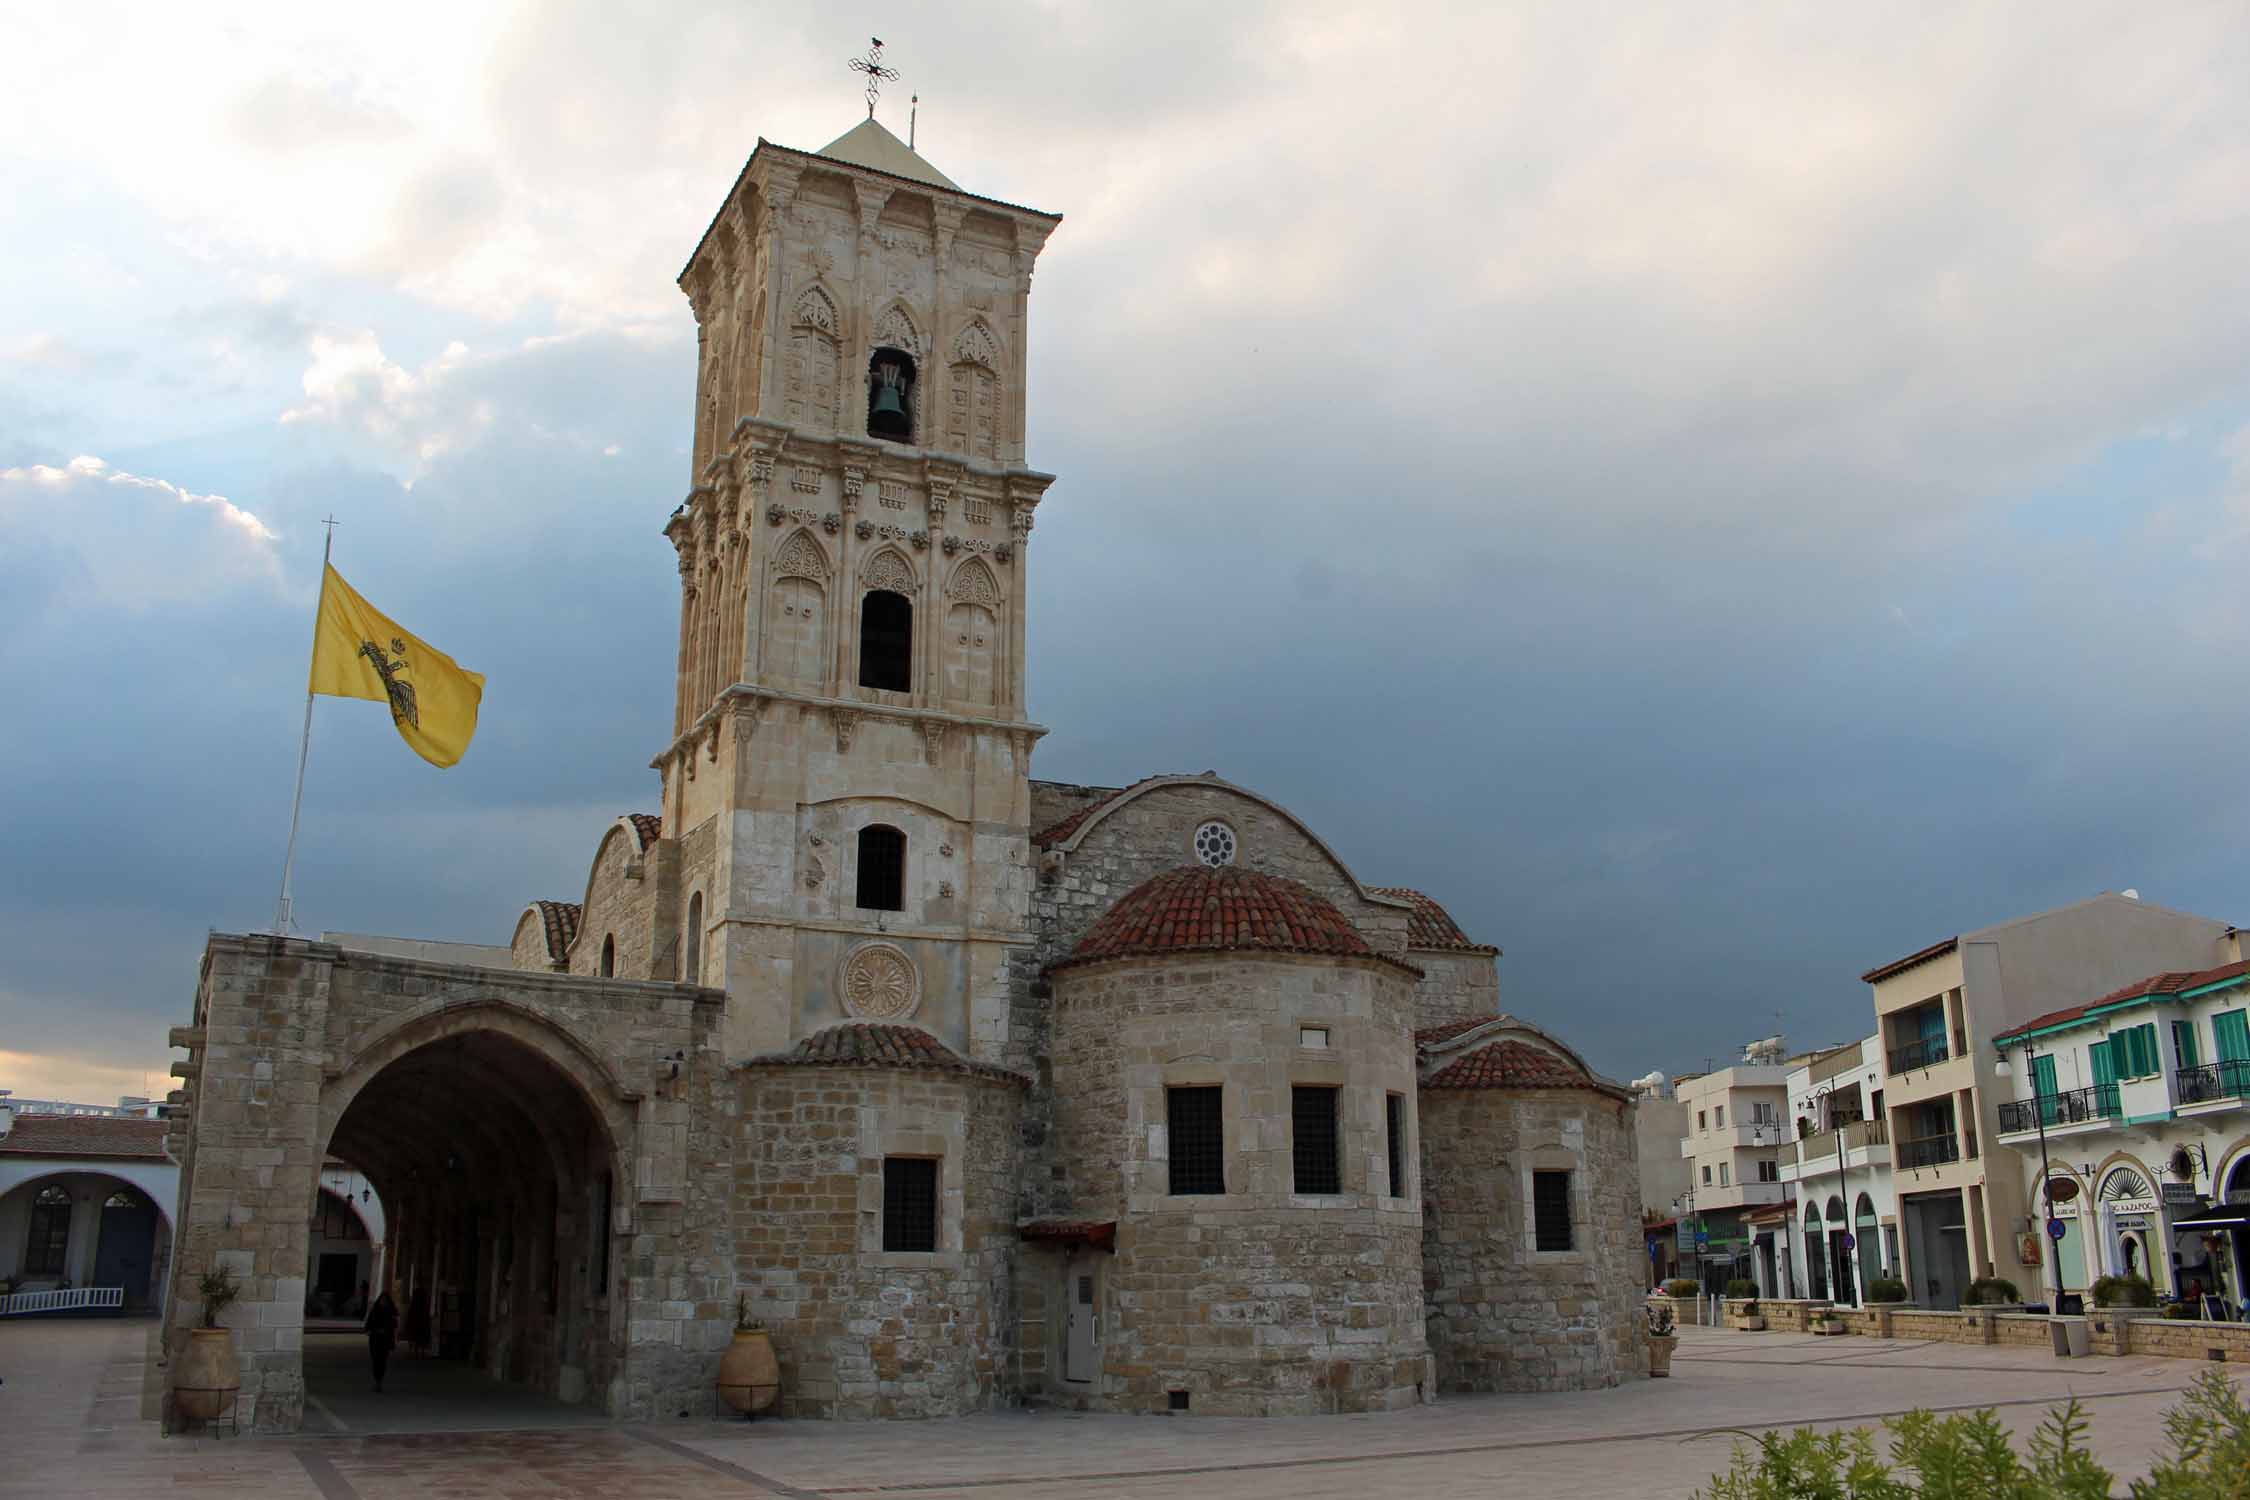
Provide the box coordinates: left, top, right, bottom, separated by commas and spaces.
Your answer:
657, 114, 1061, 1063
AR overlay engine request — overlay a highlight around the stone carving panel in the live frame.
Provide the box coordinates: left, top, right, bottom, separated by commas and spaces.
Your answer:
840, 941, 920, 1021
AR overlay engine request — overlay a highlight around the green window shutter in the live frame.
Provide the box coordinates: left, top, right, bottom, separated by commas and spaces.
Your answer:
2090, 1041, 2116, 1088
2216, 1010, 2250, 1065
2175, 1020, 2200, 1071
2032, 1054, 2059, 1125
2132, 1023, 2160, 1077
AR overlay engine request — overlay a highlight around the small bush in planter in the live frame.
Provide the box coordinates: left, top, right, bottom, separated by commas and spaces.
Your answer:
1866, 1277, 1908, 1304
2092, 1273, 2155, 1308
1663, 1278, 1698, 1298
1724, 1278, 1760, 1302
1964, 1276, 2021, 1306
196, 1264, 240, 1329
1646, 1302, 1676, 1338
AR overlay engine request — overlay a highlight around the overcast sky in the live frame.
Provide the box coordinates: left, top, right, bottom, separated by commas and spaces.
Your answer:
5, 3, 2249, 1100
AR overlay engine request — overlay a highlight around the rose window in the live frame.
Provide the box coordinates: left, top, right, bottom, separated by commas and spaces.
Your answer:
1192, 821, 1237, 868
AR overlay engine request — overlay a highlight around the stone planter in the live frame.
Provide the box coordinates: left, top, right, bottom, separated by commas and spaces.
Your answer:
717, 1328, 780, 1415
1729, 1312, 1767, 1331
173, 1327, 239, 1422
1648, 1332, 1677, 1377
1810, 1315, 1848, 1336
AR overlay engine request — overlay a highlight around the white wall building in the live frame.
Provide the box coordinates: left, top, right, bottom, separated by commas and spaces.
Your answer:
0, 1104, 176, 1311
1774, 1036, 1897, 1305
1990, 955, 2250, 1312
1674, 1043, 1792, 1290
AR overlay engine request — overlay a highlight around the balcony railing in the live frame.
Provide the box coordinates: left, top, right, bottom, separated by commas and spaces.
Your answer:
1897, 1131, 1961, 1169
1888, 1035, 1950, 1073
2176, 1060, 2250, 1106
1997, 1084, 2121, 1134
1796, 1117, 1888, 1165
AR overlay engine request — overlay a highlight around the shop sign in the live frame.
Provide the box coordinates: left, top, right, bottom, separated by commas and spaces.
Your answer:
2112, 1214, 2150, 1230
2107, 1197, 2158, 1216
2161, 1181, 2201, 1205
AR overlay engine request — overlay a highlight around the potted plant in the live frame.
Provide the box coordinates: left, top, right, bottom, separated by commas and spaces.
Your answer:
1964, 1276, 2021, 1308
2093, 1273, 2156, 1310
1866, 1277, 1908, 1304
174, 1264, 241, 1422
1645, 1301, 1678, 1377
1725, 1277, 1765, 1331
717, 1294, 780, 1416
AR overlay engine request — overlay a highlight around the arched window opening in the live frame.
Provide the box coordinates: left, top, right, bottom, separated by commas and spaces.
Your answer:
26, 1185, 72, 1275
859, 590, 913, 692
599, 934, 616, 977
856, 825, 906, 912
104, 1190, 137, 1210
685, 892, 704, 985
867, 348, 916, 442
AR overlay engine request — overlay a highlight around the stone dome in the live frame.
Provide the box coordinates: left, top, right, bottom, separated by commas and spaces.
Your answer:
1049, 865, 1418, 975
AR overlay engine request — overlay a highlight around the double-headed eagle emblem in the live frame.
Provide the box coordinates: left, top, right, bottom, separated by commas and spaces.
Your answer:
357, 636, 420, 728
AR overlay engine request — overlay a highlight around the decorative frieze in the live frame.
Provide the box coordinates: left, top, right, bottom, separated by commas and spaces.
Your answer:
791, 467, 822, 494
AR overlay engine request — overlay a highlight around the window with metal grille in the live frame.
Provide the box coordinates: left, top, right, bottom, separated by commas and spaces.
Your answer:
883, 1157, 938, 1251
856, 825, 905, 911
1292, 1086, 1340, 1195
1385, 1093, 1406, 1196
1166, 1087, 1225, 1195
1532, 1169, 1573, 1252
25, 1185, 70, 1275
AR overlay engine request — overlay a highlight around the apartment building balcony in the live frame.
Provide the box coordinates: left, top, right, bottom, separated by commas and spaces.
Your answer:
2175, 1061, 2250, 1116
1777, 1118, 1889, 1184
1684, 1180, 1789, 1212
1895, 1131, 1963, 1170
1996, 1084, 2121, 1142
1887, 1034, 1954, 1074
1678, 1122, 1791, 1157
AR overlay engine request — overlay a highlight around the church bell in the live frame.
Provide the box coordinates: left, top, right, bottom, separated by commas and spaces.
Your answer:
869, 361, 911, 439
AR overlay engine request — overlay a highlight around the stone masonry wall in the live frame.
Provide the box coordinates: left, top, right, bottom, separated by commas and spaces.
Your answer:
1409, 951, 1500, 1031
733, 1062, 1025, 1418
571, 822, 681, 981
1048, 951, 1427, 1414
1420, 1089, 1645, 1392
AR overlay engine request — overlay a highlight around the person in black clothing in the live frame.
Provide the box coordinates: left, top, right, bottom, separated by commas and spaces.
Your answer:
365, 1282, 400, 1393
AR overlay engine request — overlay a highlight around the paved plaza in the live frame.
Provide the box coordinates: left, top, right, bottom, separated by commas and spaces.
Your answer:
4, 1317, 2244, 1497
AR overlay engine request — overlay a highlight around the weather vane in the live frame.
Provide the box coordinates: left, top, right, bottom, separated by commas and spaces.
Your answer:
848, 37, 899, 119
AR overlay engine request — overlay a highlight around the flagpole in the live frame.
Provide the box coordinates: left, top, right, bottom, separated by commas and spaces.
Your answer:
274, 518, 338, 937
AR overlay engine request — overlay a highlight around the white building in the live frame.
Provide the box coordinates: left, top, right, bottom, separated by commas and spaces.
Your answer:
0, 1100, 176, 1312
1674, 1042, 1792, 1290
1774, 1036, 1897, 1305
1990, 956, 2250, 1312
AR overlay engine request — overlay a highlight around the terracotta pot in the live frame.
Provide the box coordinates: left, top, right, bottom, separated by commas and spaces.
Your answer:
174, 1327, 240, 1421
718, 1328, 780, 1414
1648, 1332, 1677, 1378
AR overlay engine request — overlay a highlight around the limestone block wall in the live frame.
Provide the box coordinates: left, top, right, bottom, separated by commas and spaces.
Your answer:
732, 1061, 1025, 1418
1047, 952, 1427, 1415
570, 822, 681, 982
1409, 951, 1500, 1031
1420, 1090, 1645, 1392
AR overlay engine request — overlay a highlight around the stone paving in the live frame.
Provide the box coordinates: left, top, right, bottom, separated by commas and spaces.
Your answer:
4, 1317, 2246, 1497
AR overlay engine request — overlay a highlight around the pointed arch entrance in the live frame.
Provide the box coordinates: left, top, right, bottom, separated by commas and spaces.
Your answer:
309, 1008, 629, 1417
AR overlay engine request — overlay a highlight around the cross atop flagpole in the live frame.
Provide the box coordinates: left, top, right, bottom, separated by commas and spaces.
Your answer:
274, 516, 339, 936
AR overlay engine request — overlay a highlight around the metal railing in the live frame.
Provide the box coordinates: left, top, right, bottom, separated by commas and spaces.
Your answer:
1796, 1117, 1888, 1165
1896, 1132, 1961, 1169
1888, 1035, 1949, 1073
1997, 1084, 2121, 1134
0, 1285, 123, 1317
2177, 1061, 2250, 1105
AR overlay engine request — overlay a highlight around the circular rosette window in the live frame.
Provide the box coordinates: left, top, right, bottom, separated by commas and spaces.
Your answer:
1192, 820, 1237, 868
840, 940, 922, 1021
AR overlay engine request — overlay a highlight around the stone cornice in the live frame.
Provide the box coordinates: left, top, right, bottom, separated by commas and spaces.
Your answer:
652, 683, 1047, 772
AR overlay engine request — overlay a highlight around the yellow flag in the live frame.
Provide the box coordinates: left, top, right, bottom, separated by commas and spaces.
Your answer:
308, 565, 485, 767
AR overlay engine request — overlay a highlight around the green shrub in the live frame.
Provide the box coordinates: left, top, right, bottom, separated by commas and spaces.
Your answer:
1725, 1278, 1760, 1301
1663, 1278, 1698, 1298
1866, 1277, 1908, 1304
1699, 1370, 2250, 1497
2093, 1273, 2156, 1308
1964, 1276, 2021, 1306
2163, 1301, 2193, 1319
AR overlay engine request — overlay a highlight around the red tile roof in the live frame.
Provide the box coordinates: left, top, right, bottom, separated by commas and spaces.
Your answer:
1049, 866, 1420, 977
531, 900, 581, 961
1993, 958, 2250, 1044
1368, 887, 1497, 953
1425, 1038, 1602, 1091
742, 1023, 1028, 1085
0, 1114, 169, 1160
624, 813, 663, 850
1860, 936, 1959, 985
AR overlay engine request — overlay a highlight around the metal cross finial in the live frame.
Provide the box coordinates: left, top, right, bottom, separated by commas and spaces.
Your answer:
849, 37, 899, 119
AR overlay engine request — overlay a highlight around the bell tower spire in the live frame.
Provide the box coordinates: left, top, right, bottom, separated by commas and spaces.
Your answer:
657, 118, 1062, 1063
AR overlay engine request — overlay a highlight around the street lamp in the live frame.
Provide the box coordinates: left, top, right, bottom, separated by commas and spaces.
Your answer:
1809, 1080, 1860, 1305
1996, 1045, 2065, 1310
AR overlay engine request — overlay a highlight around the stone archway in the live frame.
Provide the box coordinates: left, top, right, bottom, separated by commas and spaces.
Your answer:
164, 936, 727, 1432
316, 1021, 625, 1412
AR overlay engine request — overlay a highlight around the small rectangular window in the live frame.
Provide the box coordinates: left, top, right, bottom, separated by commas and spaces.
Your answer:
1702, 1164, 1711, 1185
1385, 1093, 1406, 1197
1714, 1105, 1725, 1128
1299, 1026, 1330, 1049
1532, 1169, 1573, 1252
1718, 1163, 1730, 1186
1697, 1110, 1706, 1131
1758, 1158, 1779, 1183
882, 1157, 938, 1251
1166, 1087, 1225, 1195
1292, 1086, 1340, 1195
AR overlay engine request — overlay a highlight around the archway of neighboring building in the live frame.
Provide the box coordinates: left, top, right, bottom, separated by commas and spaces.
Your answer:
1825, 1195, 1856, 1307
0, 1169, 173, 1312
301, 1018, 627, 1426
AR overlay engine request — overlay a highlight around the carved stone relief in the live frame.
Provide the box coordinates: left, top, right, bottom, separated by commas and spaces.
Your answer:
840, 941, 920, 1022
